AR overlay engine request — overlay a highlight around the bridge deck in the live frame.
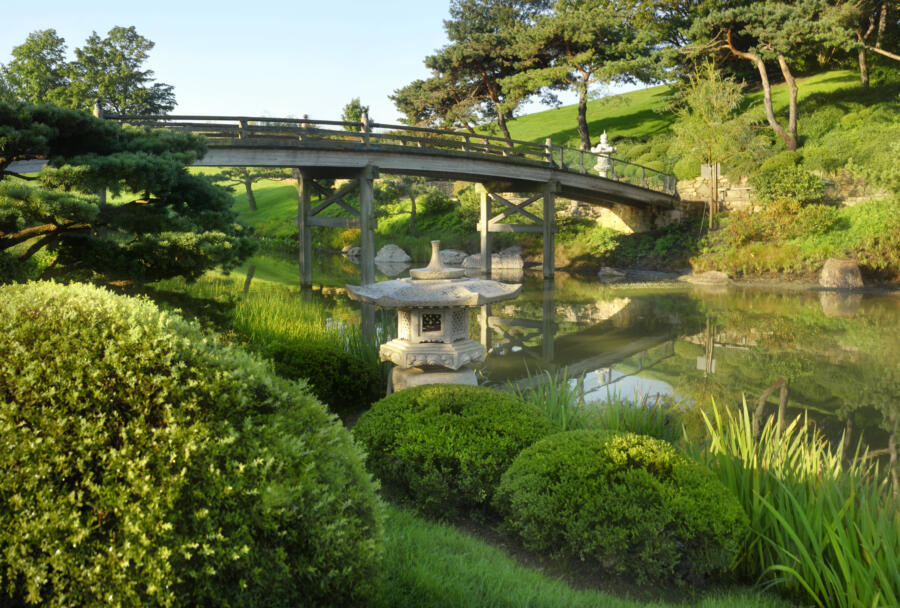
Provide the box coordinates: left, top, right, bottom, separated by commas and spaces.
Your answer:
112, 115, 678, 209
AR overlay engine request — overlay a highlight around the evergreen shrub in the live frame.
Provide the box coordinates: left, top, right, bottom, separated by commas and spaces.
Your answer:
751, 165, 824, 204
0, 282, 382, 608
495, 430, 748, 585
256, 336, 383, 415
353, 384, 554, 517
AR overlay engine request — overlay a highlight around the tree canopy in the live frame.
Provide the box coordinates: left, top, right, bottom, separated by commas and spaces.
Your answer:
1, 27, 175, 115
0, 102, 255, 284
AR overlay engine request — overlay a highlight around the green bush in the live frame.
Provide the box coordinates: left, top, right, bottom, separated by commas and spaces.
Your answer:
255, 335, 383, 415
757, 150, 802, 174
750, 165, 824, 204
419, 188, 456, 217
0, 282, 382, 608
673, 156, 701, 180
495, 430, 748, 586
353, 384, 554, 517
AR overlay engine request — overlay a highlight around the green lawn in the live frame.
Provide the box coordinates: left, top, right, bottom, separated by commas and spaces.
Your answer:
378, 503, 794, 608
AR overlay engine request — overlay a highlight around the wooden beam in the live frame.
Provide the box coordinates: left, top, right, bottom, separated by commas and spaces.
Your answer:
479, 187, 492, 275
294, 168, 313, 287
488, 192, 543, 225
359, 165, 376, 285
311, 178, 360, 216
478, 223, 550, 233
543, 181, 558, 279
309, 217, 361, 228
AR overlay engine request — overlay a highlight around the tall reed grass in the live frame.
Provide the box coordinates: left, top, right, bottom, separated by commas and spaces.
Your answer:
510, 368, 589, 431
696, 403, 900, 608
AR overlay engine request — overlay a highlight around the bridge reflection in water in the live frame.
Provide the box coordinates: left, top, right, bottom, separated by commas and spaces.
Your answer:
472, 278, 681, 403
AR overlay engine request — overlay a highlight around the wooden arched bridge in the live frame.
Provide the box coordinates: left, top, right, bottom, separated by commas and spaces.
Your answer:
108, 113, 679, 285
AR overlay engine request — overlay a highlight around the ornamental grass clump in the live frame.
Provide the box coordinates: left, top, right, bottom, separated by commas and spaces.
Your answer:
696, 403, 900, 608
495, 430, 748, 586
0, 281, 382, 608
353, 384, 554, 518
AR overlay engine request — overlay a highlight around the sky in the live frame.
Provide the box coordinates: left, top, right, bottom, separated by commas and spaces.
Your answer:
1, 0, 632, 124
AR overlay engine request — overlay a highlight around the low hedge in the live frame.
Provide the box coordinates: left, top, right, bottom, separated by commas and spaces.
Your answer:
495, 430, 748, 586
0, 282, 382, 607
255, 336, 383, 415
353, 384, 554, 517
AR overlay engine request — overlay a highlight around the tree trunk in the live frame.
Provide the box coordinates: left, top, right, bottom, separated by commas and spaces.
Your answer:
723, 31, 796, 151
776, 54, 799, 151
858, 46, 870, 87
495, 109, 513, 144
576, 82, 590, 151
242, 169, 257, 212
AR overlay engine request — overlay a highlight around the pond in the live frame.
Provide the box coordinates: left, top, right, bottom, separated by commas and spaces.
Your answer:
249, 252, 900, 453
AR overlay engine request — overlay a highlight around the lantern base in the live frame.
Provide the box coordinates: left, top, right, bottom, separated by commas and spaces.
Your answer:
380, 339, 485, 370
388, 365, 478, 394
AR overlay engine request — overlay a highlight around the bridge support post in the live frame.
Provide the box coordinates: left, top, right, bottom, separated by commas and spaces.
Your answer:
480, 304, 492, 352
541, 278, 555, 362
359, 165, 377, 286
294, 168, 313, 287
542, 181, 558, 279
479, 186, 492, 276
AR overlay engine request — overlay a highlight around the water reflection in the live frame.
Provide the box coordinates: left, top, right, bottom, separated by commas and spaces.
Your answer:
467, 274, 900, 453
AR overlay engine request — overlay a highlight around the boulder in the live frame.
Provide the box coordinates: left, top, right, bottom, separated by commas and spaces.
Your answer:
462, 252, 524, 270
819, 258, 863, 289
683, 270, 730, 285
499, 245, 523, 257
374, 244, 412, 263
439, 249, 468, 266
341, 244, 356, 254
597, 267, 626, 283
344, 246, 361, 258
375, 261, 411, 278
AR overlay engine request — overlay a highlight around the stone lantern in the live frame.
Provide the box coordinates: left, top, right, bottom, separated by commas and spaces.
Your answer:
591, 131, 617, 178
347, 240, 521, 392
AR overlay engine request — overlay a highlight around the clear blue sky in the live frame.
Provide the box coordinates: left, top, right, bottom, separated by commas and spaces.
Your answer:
1, 0, 631, 122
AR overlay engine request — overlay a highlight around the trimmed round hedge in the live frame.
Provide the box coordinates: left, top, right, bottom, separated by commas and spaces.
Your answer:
353, 384, 554, 517
495, 430, 748, 585
255, 336, 383, 416
0, 282, 382, 608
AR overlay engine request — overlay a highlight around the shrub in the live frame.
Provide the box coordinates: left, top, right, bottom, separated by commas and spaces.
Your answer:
757, 150, 802, 174
495, 430, 748, 586
353, 384, 554, 517
419, 187, 456, 217
791, 203, 840, 238
751, 165, 824, 205
255, 335, 383, 415
673, 156, 701, 180
0, 282, 382, 608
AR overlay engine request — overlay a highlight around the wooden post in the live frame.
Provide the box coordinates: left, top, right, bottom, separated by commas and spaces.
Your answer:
542, 181, 557, 279
544, 138, 552, 164
359, 165, 377, 285
541, 278, 554, 363
361, 302, 376, 345
92, 100, 106, 204
479, 187, 492, 276
479, 304, 492, 352
294, 168, 313, 287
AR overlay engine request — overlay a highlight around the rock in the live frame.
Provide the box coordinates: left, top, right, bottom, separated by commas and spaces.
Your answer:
439, 249, 468, 266
597, 267, 626, 283
341, 244, 355, 254
819, 258, 863, 289
375, 261, 411, 277
499, 245, 523, 257
374, 244, 412, 263
344, 246, 361, 258
683, 270, 730, 284
462, 252, 524, 270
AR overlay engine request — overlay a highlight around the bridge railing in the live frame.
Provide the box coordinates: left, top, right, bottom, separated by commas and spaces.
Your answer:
108, 114, 677, 196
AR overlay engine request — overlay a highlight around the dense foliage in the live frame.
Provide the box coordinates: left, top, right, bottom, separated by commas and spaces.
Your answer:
254, 335, 383, 416
495, 430, 748, 585
750, 165, 825, 204
2, 26, 175, 115
0, 282, 382, 607
0, 102, 255, 283
353, 384, 554, 517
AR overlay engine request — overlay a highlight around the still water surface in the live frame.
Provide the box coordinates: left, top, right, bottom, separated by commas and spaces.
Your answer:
299, 255, 900, 451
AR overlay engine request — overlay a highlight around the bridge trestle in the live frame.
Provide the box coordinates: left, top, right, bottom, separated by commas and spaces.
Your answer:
477, 181, 560, 279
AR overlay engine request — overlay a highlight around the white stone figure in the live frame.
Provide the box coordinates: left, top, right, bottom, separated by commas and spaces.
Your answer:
591, 131, 617, 178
